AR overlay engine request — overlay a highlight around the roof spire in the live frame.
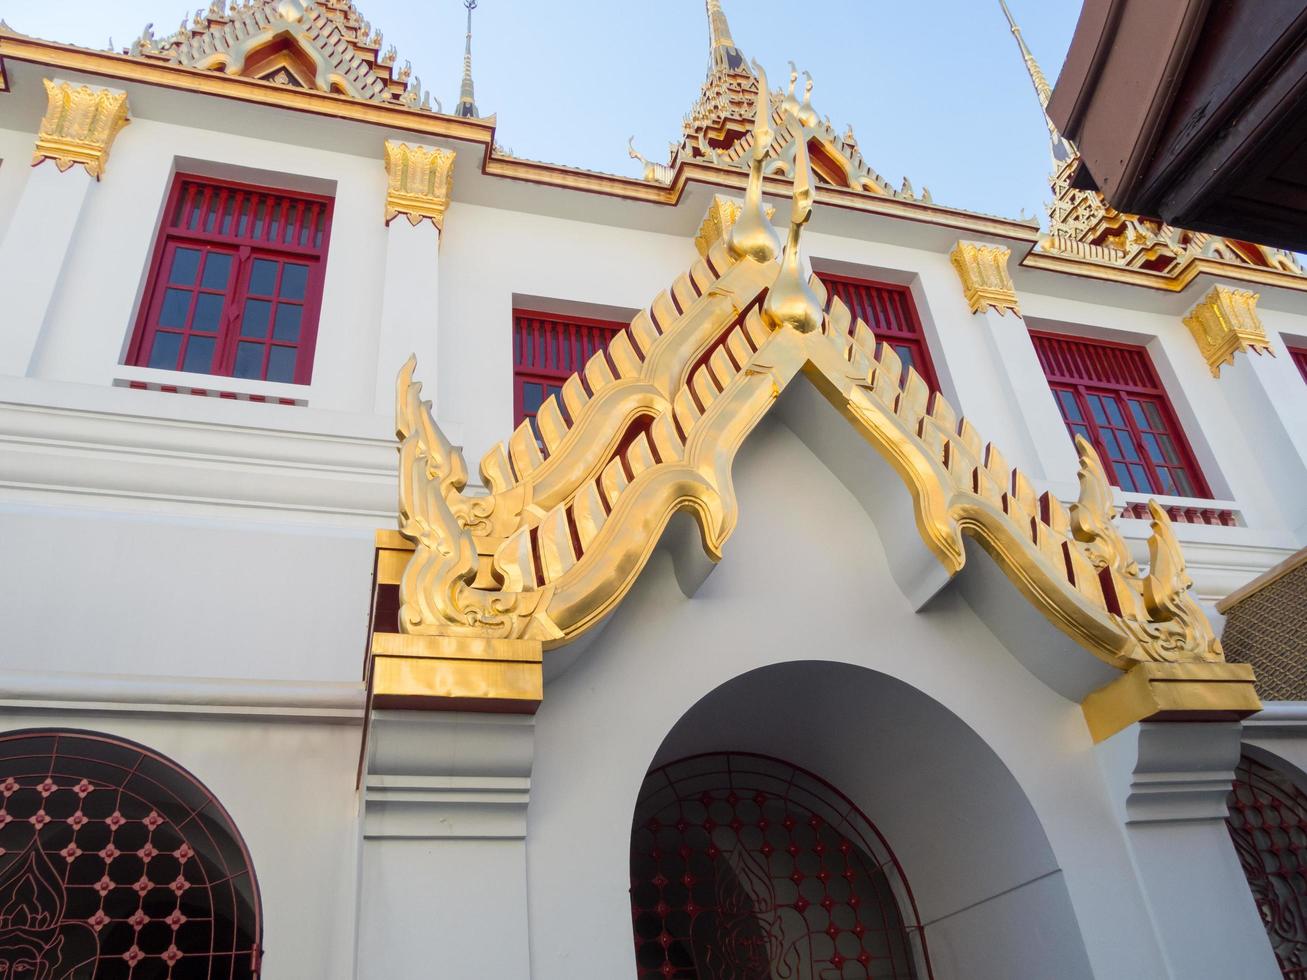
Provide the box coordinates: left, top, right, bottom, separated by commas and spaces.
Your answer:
998, 0, 1074, 163
454, 0, 479, 118
705, 0, 748, 74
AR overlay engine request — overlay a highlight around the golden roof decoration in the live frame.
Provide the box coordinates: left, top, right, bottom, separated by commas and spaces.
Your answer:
125, 0, 437, 110
999, 0, 1303, 279
392, 109, 1231, 685
630, 1, 915, 201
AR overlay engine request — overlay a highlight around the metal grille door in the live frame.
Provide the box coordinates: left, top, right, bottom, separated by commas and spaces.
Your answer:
631, 753, 931, 979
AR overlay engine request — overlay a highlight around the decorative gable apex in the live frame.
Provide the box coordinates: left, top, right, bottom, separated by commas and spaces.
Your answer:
127, 0, 436, 110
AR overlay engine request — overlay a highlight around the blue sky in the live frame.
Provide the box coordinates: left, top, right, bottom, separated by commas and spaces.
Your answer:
2, 0, 1082, 221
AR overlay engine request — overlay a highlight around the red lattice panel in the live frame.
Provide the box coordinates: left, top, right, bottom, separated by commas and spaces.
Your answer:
0, 730, 261, 978
1228, 755, 1307, 979
631, 753, 930, 980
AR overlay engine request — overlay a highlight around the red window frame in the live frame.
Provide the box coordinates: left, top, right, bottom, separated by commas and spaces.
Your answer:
127, 174, 333, 385
1290, 346, 1307, 384
816, 272, 941, 390
513, 309, 625, 432
1032, 330, 1211, 498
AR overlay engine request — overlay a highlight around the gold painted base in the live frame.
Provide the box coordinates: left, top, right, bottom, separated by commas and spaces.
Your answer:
1081, 661, 1261, 743
368, 632, 543, 714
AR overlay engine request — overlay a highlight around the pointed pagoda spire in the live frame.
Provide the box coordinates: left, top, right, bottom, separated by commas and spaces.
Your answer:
454, 0, 479, 118
706, 0, 748, 75
998, 0, 1074, 163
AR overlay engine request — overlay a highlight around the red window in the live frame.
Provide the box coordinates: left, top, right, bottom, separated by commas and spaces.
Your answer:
1290, 346, 1307, 384
513, 309, 625, 432
127, 174, 333, 385
1032, 330, 1210, 498
817, 273, 940, 390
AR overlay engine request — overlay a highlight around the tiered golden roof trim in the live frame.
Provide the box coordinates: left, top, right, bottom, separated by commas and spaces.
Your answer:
395, 125, 1226, 675
126, 0, 434, 110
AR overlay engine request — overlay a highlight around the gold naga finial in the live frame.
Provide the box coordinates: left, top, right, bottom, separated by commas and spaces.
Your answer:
727, 59, 782, 264
797, 70, 818, 128
761, 135, 822, 334
1069, 435, 1138, 575
1142, 500, 1223, 660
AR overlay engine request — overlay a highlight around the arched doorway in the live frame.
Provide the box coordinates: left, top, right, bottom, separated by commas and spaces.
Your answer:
630, 752, 931, 979
0, 729, 262, 978
1227, 753, 1307, 978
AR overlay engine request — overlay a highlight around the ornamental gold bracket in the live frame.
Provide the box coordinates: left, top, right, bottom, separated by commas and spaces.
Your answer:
377, 121, 1256, 738
383, 140, 455, 230
949, 241, 1020, 316
1183, 285, 1274, 377
32, 79, 130, 179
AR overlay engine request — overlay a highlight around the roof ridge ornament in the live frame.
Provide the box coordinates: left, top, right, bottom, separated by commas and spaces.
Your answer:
726, 59, 781, 264
762, 136, 821, 334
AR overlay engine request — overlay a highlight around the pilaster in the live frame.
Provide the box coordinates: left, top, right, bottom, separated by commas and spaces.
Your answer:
356, 711, 535, 979
945, 240, 1079, 489
0, 79, 128, 378
355, 529, 539, 978
373, 141, 454, 415
1204, 329, 1307, 539
1096, 722, 1278, 979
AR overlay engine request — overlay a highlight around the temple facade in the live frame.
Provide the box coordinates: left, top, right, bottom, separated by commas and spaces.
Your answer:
1, 1, 1307, 977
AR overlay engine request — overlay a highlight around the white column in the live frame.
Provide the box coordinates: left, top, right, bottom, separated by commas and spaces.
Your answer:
972, 306, 1081, 490
1217, 348, 1307, 539
373, 140, 455, 416
373, 219, 440, 414
0, 162, 96, 377
356, 710, 534, 979
1096, 722, 1278, 979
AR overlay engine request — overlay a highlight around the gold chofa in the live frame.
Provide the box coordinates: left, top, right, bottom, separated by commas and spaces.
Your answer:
33, 79, 130, 179
1183, 285, 1274, 378
390, 166, 1233, 685
384, 141, 456, 229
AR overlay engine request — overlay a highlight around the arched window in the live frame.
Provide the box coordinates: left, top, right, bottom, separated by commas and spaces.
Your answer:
1227, 753, 1307, 979
630, 752, 932, 979
0, 729, 262, 978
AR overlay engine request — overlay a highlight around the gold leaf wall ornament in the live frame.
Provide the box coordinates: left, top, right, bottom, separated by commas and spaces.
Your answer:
1068, 435, 1139, 577
1182, 285, 1274, 377
725, 59, 781, 265
383, 140, 456, 230
32, 79, 130, 179
949, 241, 1020, 316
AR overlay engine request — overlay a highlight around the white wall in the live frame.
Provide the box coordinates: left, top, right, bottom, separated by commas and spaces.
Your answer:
527, 414, 1171, 980
0, 125, 34, 241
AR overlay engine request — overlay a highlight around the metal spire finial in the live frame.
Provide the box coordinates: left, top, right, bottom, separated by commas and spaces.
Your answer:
998, 0, 1075, 163
455, 0, 479, 118
705, 0, 748, 74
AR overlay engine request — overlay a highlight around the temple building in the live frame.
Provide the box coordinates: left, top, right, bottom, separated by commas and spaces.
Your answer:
3, 1, 1307, 977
